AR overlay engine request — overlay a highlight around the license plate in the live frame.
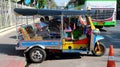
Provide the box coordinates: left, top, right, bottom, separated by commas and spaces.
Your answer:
98, 22, 103, 25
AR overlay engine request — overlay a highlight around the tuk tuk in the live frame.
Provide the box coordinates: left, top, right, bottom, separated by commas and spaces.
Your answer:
14, 8, 106, 63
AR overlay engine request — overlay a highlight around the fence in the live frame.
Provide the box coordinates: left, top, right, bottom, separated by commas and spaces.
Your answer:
0, 0, 34, 32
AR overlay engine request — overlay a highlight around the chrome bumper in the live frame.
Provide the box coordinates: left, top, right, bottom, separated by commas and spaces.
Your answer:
16, 46, 27, 50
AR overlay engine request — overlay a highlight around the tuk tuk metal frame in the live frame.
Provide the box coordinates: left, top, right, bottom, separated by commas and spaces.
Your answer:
14, 8, 106, 63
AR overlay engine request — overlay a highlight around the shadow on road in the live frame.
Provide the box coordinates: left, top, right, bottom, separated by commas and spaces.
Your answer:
99, 28, 107, 32
0, 44, 24, 57
25, 53, 97, 67
45, 53, 98, 60
25, 53, 83, 67
9, 35, 17, 39
46, 53, 82, 60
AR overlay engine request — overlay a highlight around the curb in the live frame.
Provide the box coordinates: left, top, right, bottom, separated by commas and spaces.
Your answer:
0, 26, 16, 36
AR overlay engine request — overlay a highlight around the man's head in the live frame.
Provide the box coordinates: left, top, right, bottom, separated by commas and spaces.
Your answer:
40, 17, 44, 22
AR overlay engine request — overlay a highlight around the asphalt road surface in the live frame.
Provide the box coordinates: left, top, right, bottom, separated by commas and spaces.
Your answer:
0, 21, 120, 67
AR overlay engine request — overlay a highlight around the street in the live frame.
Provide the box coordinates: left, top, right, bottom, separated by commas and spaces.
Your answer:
0, 21, 120, 67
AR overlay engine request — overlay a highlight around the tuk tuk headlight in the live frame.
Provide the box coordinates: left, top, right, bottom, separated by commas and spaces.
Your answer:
93, 29, 100, 35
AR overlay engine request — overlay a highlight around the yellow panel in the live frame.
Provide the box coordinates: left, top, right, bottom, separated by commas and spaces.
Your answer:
62, 41, 88, 50
73, 44, 88, 49
62, 41, 73, 49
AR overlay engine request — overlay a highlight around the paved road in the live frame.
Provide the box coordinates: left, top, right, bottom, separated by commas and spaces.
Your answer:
0, 29, 26, 67
0, 21, 120, 67
100, 21, 120, 48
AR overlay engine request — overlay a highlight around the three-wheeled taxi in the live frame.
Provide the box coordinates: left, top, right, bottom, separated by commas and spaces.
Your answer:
14, 8, 106, 63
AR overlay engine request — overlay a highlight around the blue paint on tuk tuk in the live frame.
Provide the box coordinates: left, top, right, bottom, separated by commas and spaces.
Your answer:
20, 41, 60, 47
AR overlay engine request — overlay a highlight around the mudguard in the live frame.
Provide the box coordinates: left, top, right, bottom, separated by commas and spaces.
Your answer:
94, 35, 104, 43
24, 44, 45, 53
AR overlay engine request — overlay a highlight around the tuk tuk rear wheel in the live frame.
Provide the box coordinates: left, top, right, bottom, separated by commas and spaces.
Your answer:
92, 43, 106, 56
28, 47, 46, 63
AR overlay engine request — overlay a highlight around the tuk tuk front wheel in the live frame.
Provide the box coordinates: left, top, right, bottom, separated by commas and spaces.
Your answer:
28, 47, 46, 63
92, 43, 106, 56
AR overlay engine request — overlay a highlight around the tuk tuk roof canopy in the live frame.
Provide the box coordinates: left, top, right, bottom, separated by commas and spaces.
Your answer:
14, 8, 95, 16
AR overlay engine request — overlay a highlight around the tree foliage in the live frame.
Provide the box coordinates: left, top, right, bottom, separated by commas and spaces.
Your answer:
11, 0, 47, 9
117, 0, 120, 8
11, 0, 21, 2
78, 0, 86, 5
37, 0, 47, 9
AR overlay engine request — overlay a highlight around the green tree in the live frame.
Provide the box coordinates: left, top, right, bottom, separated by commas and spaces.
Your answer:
78, 0, 86, 5
37, 0, 47, 9
117, 0, 120, 8
11, 0, 21, 2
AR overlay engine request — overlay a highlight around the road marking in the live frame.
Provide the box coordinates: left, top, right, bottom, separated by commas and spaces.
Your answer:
7, 60, 25, 67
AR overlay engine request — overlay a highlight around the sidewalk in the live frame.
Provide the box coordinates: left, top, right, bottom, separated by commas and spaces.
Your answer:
0, 55, 26, 67
0, 27, 26, 67
0, 26, 16, 36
